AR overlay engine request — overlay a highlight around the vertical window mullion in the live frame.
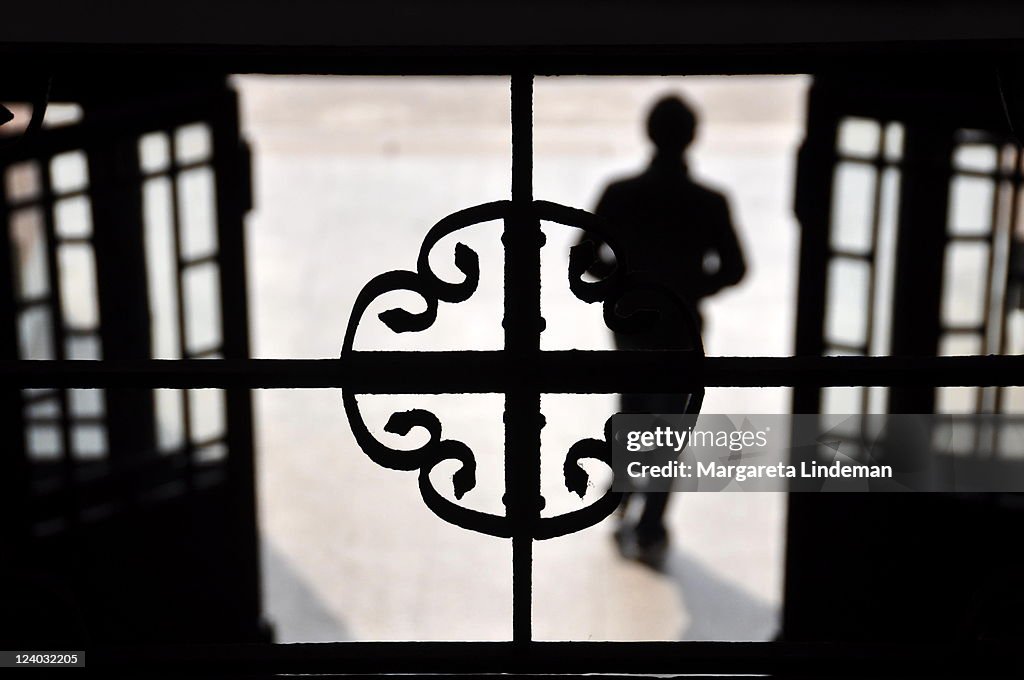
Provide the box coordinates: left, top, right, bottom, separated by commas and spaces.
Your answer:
40, 153, 78, 530
861, 136, 887, 417
168, 132, 195, 489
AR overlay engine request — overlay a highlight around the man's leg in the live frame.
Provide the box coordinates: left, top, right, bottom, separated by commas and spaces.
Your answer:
636, 492, 670, 547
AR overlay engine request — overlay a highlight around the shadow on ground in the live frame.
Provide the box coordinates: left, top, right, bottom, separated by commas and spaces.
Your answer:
659, 548, 778, 641
263, 539, 353, 642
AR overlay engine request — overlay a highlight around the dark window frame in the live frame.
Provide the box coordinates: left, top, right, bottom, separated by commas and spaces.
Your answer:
2, 55, 1023, 675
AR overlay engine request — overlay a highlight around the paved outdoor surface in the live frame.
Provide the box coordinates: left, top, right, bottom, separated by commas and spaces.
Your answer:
235, 75, 807, 642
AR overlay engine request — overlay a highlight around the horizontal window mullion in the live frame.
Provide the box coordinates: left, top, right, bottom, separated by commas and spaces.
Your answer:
1, 353, 1023, 392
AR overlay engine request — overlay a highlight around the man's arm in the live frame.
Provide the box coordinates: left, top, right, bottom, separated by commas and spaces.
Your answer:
573, 186, 619, 280
702, 195, 747, 296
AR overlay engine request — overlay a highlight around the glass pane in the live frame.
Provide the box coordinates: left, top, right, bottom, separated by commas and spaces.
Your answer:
72, 424, 107, 460
1001, 144, 1019, 174
177, 167, 218, 259
237, 74, 519, 641
864, 386, 887, 414
941, 241, 988, 326
50, 150, 89, 193
870, 168, 900, 356
57, 244, 100, 329
27, 424, 62, 460
825, 258, 869, 346
18, 307, 54, 359
25, 395, 59, 418
189, 389, 225, 443
939, 333, 981, 356
143, 177, 181, 358
183, 263, 222, 353
5, 161, 41, 201
139, 132, 171, 173
154, 389, 186, 452
948, 175, 994, 236
54, 195, 93, 239
66, 334, 101, 360
821, 386, 864, 415
943, 415, 979, 456
195, 441, 228, 464
953, 143, 998, 173
837, 117, 880, 158
69, 389, 104, 417
830, 163, 875, 253
883, 122, 904, 162
1005, 309, 1024, 355
42, 103, 83, 128
175, 124, 213, 164
995, 419, 1024, 459
9, 206, 49, 298
937, 386, 977, 414
1001, 386, 1024, 415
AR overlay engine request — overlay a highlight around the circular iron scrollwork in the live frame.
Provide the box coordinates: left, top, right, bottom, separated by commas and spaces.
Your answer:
341, 199, 704, 540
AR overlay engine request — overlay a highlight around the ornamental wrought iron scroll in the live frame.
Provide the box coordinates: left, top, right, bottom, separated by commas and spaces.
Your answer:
338, 75, 704, 640
341, 199, 705, 536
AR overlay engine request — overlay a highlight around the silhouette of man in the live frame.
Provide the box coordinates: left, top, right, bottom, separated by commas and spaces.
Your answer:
578, 94, 747, 563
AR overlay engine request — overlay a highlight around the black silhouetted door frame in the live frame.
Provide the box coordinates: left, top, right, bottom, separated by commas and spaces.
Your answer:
786, 73, 1024, 643
0, 77, 262, 643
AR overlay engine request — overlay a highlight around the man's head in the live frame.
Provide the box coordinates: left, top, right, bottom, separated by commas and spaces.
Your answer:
646, 95, 697, 156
